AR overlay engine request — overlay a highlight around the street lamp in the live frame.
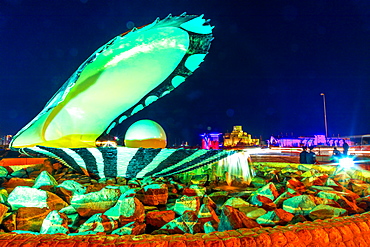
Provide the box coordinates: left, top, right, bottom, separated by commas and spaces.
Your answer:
320, 93, 328, 137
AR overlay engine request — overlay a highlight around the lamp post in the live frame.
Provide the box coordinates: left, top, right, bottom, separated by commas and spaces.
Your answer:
320, 93, 328, 137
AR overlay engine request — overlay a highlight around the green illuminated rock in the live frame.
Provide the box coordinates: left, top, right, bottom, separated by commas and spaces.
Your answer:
40, 210, 69, 234
8, 186, 67, 211
174, 195, 200, 215
32, 171, 58, 190
70, 187, 121, 217
308, 204, 347, 220
282, 195, 316, 216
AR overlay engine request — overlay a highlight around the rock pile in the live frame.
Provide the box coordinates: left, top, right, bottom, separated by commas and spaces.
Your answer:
0, 159, 369, 237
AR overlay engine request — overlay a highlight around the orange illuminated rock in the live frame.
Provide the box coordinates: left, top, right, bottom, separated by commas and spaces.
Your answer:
16, 207, 52, 232
146, 210, 175, 228
142, 184, 168, 206
218, 205, 260, 231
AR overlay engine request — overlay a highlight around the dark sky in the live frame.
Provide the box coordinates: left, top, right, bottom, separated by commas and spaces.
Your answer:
1, 0, 370, 146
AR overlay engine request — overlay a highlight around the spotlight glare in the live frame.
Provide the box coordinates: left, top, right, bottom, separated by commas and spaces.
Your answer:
338, 157, 355, 169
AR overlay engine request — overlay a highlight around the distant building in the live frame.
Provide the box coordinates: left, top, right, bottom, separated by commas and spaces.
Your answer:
223, 126, 260, 148
0, 135, 12, 149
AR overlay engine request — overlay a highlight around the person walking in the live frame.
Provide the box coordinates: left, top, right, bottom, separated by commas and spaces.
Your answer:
343, 140, 349, 156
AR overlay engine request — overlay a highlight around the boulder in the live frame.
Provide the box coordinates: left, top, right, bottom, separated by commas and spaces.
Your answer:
222, 197, 250, 209
8, 186, 68, 211
71, 186, 121, 217
142, 183, 168, 205
40, 210, 69, 234
256, 209, 294, 226
218, 205, 260, 231
274, 191, 294, 208
282, 195, 316, 216
308, 205, 347, 220
16, 207, 52, 232
103, 196, 145, 226
56, 180, 87, 203
173, 195, 200, 215
348, 180, 370, 196
242, 207, 267, 220
249, 182, 279, 206
197, 204, 219, 231
32, 171, 58, 191
77, 213, 118, 233
145, 210, 175, 229
287, 178, 306, 193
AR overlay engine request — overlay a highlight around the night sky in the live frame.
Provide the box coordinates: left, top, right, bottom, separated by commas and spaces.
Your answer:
1, 0, 370, 146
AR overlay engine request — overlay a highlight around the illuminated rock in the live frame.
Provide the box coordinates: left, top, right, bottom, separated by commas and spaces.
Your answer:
32, 171, 58, 191
77, 213, 118, 233
16, 207, 52, 232
308, 204, 347, 220
174, 195, 200, 215
256, 209, 294, 226
241, 207, 267, 220
40, 210, 69, 234
56, 180, 86, 203
103, 196, 145, 226
282, 195, 316, 216
8, 186, 68, 211
197, 204, 219, 231
222, 197, 251, 209
142, 183, 168, 205
146, 210, 175, 229
218, 205, 260, 231
70, 186, 121, 217
124, 119, 167, 148
249, 182, 279, 206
